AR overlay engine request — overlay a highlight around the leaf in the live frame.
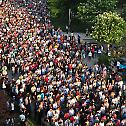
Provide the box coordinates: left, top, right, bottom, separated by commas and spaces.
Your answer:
91, 12, 126, 45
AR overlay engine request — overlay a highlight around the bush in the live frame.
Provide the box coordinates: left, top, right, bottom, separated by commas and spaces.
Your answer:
98, 53, 111, 66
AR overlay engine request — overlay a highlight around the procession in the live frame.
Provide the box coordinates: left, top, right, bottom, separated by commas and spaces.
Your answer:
0, 0, 126, 126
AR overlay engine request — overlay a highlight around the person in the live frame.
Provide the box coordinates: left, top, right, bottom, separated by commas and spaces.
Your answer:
1, 0, 126, 126
86, 28, 88, 36
5, 118, 11, 126
88, 51, 92, 60
19, 113, 26, 126
10, 101, 15, 113
117, 60, 120, 70
98, 48, 102, 56
66, 25, 68, 34
77, 34, 80, 44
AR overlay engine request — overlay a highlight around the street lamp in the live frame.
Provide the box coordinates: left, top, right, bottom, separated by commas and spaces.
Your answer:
69, 8, 71, 27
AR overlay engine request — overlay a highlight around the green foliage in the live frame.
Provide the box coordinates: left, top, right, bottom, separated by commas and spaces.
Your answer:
48, 0, 126, 33
48, 0, 62, 18
122, 4, 126, 20
77, 0, 117, 29
117, 0, 126, 7
47, 0, 76, 18
48, 0, 80, 31
98, 53, 111, 66
91, 12, 126, 45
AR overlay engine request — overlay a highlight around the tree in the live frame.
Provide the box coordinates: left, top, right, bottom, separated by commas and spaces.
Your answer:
122, 4, 126, 20
117, 0, 126, 7
47, 0, 63, 18
48, 0, 80, 19
91, 12, 126, 45
47, 0, 79, 30
77, 0, 117, 30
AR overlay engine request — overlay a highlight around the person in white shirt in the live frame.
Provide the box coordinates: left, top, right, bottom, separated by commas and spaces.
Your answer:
117, 61, 120, 69
53, 102, 58, 110
10, 102, 14, 113
69, 108, 75, 116
47, 109, 53, 118
98, 49, 102, 56
64, 119, 70, 126
99, 121, 104, 126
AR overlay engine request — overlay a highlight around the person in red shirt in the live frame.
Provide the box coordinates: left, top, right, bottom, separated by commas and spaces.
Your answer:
45, 76, 48, 83
91, 47, 95, 58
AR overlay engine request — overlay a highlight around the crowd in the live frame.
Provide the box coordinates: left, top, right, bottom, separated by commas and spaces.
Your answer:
0, 0, 126, 126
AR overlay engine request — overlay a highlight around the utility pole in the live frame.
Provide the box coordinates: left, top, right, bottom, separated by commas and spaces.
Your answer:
68, 8, 71, 32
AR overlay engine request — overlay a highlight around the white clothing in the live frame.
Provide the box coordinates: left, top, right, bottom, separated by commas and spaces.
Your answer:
69, 109, 74, 116
47, 110, 53, 117
11, 103, 14, 111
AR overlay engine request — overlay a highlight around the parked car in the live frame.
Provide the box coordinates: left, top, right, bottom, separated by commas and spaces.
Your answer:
118, 57, 126, 78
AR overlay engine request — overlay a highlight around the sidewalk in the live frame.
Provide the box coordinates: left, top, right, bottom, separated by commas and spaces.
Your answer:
63, 32, 97, 44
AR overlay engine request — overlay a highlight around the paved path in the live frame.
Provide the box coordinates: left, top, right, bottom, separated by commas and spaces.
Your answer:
82, 57, 98, 67
63, 32, 98, 67
63, 32, 97, 44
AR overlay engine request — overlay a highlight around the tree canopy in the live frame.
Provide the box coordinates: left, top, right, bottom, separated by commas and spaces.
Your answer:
91, 12, 126, 45
77, 0, 117, 29
47, 0, 61, 18
122, 4, 126, 20
47, 0, 126, 33
47, 0, 78, 18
